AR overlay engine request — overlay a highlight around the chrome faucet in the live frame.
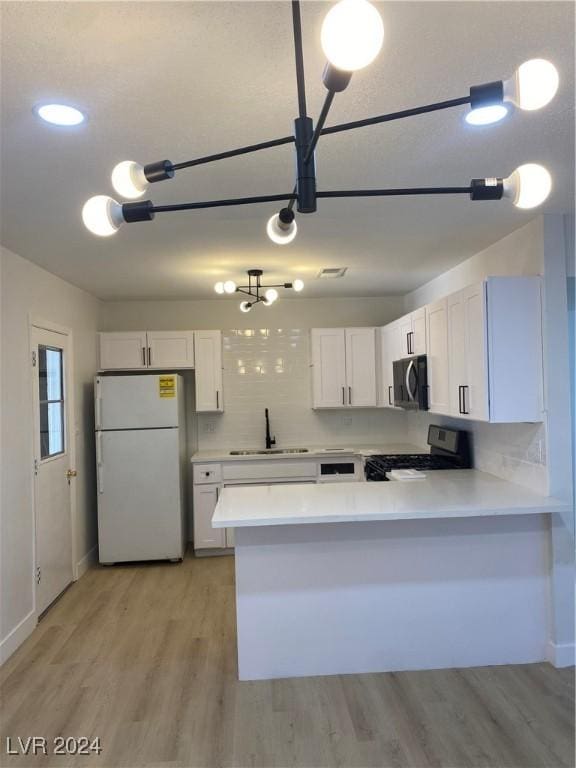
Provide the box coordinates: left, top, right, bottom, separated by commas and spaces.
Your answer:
265, 408, 276, 450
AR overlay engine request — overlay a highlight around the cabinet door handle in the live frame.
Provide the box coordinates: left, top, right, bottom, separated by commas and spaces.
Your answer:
408, 331, 414, 355
458, 385, 464, 414
348, 386, 352, 405
216, 390, 219, 409
147, 347, 152, 366
142, 347, 146, 366
406, 333, 410, 355
462, 385, 469, 415
342, 386, 345, 405
388, 385, 393, 406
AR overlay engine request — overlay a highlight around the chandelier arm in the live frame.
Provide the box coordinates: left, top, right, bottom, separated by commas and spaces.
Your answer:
317, 187, 472, 198
170, 136, 295, 172
320, 96, 471, 137
150, 193, 297, 213
292, 0, 308, 119
304, 90, 336, 165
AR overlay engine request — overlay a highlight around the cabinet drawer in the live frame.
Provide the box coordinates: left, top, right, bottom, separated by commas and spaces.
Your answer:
193, 463, 222, 484
222, 461, 317, 482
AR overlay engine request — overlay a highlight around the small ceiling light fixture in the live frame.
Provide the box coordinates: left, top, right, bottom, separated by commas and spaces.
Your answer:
35, 103, 85, 126
215, 269, 304, 312
82, 1, 558, 243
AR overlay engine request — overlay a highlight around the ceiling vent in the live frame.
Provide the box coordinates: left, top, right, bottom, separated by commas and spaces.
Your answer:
317, 267, 348, 279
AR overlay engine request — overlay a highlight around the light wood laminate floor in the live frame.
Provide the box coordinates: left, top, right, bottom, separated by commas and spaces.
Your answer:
1, 554, 574, 768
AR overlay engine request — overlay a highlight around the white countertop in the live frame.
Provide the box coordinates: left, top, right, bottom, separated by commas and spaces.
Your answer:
212, 470, 570, 527
191, 443, 424, 463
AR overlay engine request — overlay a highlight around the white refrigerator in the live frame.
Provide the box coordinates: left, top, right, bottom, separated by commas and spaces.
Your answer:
95, 374, 186, 564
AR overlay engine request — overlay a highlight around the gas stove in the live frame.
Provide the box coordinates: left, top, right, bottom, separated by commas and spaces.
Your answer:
365, 425, 471, 481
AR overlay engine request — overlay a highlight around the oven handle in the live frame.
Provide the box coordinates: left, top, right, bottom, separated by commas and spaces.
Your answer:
405, 360, 416, 401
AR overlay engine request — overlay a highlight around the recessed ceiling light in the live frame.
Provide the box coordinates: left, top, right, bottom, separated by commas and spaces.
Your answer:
35, 103, 85, 126
317, 267, 348, 278
465, 105, 509, 126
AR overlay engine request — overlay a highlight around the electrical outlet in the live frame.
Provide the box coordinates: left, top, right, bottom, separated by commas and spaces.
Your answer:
203, 420, 216, 433
342, 415, 353, 428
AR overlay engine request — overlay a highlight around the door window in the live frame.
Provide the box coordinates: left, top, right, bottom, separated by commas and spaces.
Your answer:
38, 346, 65, 459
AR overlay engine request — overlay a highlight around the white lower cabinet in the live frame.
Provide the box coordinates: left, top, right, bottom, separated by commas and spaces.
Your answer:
193, 484, 226, 550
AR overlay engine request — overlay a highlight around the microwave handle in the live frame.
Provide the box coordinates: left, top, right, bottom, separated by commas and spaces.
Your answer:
405, 360, 416, 401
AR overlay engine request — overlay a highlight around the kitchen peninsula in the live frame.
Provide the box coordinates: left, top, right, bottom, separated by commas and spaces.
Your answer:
213, 472, 570, 681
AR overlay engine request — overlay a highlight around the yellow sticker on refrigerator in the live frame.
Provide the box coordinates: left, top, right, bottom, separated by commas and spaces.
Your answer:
159, 375, 176, 398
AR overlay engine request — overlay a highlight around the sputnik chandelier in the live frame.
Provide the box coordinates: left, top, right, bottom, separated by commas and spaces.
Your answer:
82, 0, 559, 243
215, 269, 305, 313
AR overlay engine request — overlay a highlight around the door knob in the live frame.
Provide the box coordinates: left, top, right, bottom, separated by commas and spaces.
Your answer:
66, 469, 78, 478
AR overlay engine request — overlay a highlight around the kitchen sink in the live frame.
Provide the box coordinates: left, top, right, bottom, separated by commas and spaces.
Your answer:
229, 448, 310, 455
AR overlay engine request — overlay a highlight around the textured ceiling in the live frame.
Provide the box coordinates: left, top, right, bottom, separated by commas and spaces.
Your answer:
0, 0, 574, 300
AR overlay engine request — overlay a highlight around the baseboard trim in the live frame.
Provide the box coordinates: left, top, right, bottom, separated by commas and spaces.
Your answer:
75, 546, 97, 580
546, 640, 576, 667
0, 610, 37, 666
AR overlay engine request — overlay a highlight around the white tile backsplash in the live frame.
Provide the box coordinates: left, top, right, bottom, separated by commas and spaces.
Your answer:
197, 328, 408, 451
406, 411, 548, 495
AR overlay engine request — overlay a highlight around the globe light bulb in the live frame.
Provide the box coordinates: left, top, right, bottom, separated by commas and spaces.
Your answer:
293, 279, 304, 292
504, 59, 559, 111
266, 212, 297, 245
214, 282, 225, 294
504, 163, 552, 209
465, 105, 509, 126
111, 161, 148, 199
263, 288, 279, 305
223, 280, 237, 294
321, 0, 384, 73
239, 301, 252, 313
82, 195, 124, 237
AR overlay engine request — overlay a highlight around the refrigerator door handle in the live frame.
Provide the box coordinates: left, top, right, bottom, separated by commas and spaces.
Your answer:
96, 432, 104, 494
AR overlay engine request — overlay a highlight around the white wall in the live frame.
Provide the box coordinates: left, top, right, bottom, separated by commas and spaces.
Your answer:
402, 218, 548, 494
0, 246, 101, 661
99, 296, 405, 332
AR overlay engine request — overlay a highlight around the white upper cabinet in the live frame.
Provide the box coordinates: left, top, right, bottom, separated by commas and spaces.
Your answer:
376, 322, 401, 408
99, 332, 148, 370
447, 285, 488, 420
425, 298, 450, 414
194, 330, 223, 412
311, 328, 376, 408
397, 308, 427, 357
311, 328, 347, 408
99, 331, 194, 370
446, 277, 542, 422
345, 328, 377, 406
147, 331, 195, 369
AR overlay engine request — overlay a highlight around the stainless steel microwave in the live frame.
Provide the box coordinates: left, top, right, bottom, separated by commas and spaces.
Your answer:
392, 355, 429, 410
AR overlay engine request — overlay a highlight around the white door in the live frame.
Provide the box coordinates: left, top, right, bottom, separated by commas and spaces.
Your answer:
311, 328, 347, 408
96, 374, 181, 429
411, 308, 427, 356
426, 298, 450, 414
31, 327, 74, 615
398, 315, 413, 357
194, 331, 223, 412
98, 332, 148, 370
97, 428, 184, 562
447, 290, 468, 417
193, 485, 226, 549
345, 328, 377, 406
462, 282, 489, 421
147, 331, 195, 369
